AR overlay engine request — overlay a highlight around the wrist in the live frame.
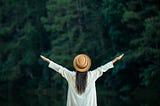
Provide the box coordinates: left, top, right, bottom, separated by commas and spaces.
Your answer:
47, 59, 51, 63
116, 57, 119, 61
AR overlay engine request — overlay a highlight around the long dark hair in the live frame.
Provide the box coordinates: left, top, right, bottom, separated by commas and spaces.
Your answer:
75, 71, 88, 94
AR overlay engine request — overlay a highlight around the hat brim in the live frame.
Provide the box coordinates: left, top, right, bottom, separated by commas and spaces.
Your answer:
73, 54, 91, 72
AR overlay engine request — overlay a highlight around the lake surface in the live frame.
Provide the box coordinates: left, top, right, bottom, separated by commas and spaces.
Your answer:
0, 90, 159, 106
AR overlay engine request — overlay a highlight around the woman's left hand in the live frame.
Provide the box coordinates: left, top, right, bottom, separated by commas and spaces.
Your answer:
112, 54, 124, 64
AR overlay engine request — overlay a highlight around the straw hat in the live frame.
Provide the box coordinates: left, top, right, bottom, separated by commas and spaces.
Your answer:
73, 54, 91, 72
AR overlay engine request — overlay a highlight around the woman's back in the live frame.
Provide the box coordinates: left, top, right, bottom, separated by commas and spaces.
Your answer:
48, 61, 114, 106
66, 71, 98, 106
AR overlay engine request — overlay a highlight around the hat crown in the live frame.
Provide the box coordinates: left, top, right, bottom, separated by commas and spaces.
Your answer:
76, 56, 88, 68
73, 54, 91, 72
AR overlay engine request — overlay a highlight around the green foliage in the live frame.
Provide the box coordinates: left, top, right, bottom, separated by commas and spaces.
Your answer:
122, 11, 140, 22
41, 0, 107, 69
0, 0, 47, 85
0, 0, 160, 105
101, 0, 160, 97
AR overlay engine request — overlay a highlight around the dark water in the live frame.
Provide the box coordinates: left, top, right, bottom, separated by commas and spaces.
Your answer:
0, 91, 159, 106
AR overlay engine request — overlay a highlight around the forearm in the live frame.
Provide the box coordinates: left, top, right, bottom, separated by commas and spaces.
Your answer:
46, 58, 51, 63
40, 55, 62, 70
48, 61, 61, 71
101, 61, 114, 72
112, 57, 118, 64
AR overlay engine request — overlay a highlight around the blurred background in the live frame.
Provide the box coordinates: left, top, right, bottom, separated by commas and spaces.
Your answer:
0, 0, 160, 106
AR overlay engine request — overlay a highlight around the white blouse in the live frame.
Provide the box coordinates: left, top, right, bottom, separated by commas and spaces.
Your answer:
48, 61, 114, 106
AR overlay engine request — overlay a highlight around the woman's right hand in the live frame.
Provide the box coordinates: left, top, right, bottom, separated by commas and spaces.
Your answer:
116, 54, 124, 60
40, 55, 51, 63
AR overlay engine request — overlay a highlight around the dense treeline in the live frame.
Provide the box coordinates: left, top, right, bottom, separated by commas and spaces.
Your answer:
0, 0, 160, 106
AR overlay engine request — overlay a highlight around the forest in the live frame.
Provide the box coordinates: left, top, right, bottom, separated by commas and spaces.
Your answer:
0, 0, 160, 106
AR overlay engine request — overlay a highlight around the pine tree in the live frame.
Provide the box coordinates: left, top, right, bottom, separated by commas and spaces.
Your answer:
0, 0, 47, 88
41, 0, 105, 69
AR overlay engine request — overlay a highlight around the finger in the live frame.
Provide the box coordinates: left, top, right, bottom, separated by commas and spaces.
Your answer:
40, 55, 47, 61
119, 54, 124, 59
40, 55, 44, 58
120, 54, 124, 57
40, 55, 46, 59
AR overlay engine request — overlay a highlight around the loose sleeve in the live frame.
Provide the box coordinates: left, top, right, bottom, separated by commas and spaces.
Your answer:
48, 61, 72, 81
90, 61, 114, 81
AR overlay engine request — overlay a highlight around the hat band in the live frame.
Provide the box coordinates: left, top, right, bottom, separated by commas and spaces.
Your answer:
76, 61, 88, 69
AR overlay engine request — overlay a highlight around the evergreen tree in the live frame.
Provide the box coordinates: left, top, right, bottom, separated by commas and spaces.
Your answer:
41, 0, 105, 69
0, 0, 47, 89
102, 0, 160, 94
0, 0, 160, 105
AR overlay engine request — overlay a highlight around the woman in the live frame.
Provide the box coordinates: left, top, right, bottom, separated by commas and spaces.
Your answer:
40, 54, 124, 106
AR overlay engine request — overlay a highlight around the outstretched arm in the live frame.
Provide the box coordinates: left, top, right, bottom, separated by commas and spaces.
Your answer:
91, 54, 124, 81
40, 55, 72, 80
40, 55, 61, 71
112, 54, 124, 64
40, 55, 60, 70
